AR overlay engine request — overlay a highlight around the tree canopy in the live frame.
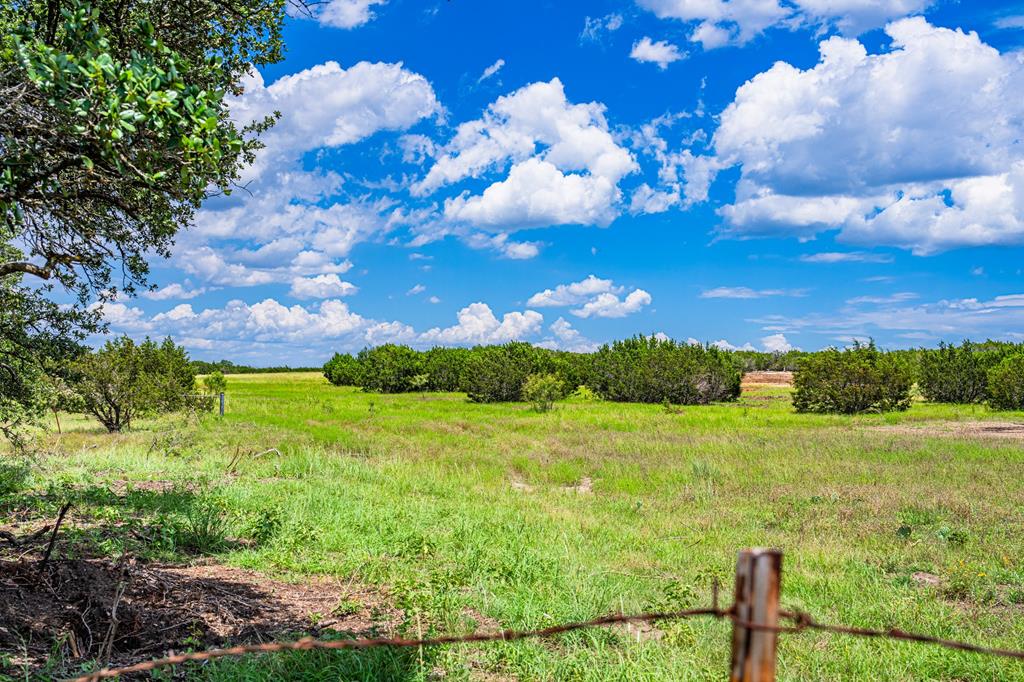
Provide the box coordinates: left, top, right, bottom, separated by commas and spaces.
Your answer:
1, 0, 288, 299
1, 0, 295, 439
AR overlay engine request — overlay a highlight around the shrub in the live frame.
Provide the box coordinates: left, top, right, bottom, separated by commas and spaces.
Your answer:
422, 347, 471, 391
548, 351, 595, 390
0, 459, 30, 500
202, 370, 227, 395
178, 496, 229, 554
357, 344, 424, 393
591, 336, 741, 404
567, 385, 602, 402
987, 354, 1024, 411
73, 336, 205, 432
522, 373, 565, 412
461, 342, 546, 403
323, 353, 362, 387
918, 341, 999, 404
792, 341, 912, 414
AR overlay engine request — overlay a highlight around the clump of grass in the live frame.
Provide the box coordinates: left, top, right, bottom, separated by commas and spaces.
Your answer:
178, 495, 229, 554
0, 459, 31, 500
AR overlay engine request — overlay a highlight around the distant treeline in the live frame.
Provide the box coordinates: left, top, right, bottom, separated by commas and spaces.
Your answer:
793, 340, 1024, 413
324, 337, 742, 405
323, 338, 1024, 412
190, 359, 321, 374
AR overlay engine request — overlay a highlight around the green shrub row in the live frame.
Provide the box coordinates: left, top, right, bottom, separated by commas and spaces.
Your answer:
791, 339, 1024, 413
324, 336, 743, 405
918, 341, 1024, 408
793, 342, 913, 414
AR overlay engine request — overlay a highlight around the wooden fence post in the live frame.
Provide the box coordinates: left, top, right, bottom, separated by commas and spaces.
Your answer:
730, 548, 783, 682
219, 392, 225, 417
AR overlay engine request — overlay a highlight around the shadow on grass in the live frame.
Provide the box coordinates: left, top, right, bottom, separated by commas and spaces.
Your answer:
1, 555, 416, 681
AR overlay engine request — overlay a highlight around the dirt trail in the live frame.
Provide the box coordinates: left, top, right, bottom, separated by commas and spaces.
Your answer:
741, 371, 793, 388
871, 420, 1024, 441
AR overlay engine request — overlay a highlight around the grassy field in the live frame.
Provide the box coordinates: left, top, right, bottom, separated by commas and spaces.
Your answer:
6, 372, 1024, 680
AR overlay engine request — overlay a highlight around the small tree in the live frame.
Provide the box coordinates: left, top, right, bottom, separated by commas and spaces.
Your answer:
918, 341, 996, 404
323, 353, 362, 386
987, 354, 1024, 411
421, 347, 471, 391
74, 336, 202, 432
356, 344, 423, 393
522, 373, 565, 412
461, 342, 547, 403
202, 371, 228, 395
590, 336, 741, 404
792, 341, 912, 414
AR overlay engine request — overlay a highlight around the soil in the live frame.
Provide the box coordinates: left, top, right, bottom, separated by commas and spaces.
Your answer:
871, 420, 1024, 441
0, 556, 401, 676
741, 371, 794, 387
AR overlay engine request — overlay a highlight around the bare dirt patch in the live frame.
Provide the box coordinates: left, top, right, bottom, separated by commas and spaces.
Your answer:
563, 476, 593, 494
0, 557, 400, 676
872, 420, 1024, 441
741, 371, 793, 388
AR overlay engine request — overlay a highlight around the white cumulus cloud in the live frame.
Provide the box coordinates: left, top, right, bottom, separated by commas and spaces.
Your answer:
572, 289, 652, 319
420, 303, 543, 344
528, 275, 652, 318
630, 37, 686, 69
302, 0, 387, 29
528, 275, 620, 307
706, 18, 1024, 253
413, 79, 637, 233
142, 283, 207, 301
537, 317, 600, 353
637, 0, 930, 49
761, 333, 795, 352
185, 60, 440, 289
289, 274, 359, 299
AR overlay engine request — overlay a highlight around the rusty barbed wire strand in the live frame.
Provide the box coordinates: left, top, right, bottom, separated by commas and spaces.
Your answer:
67, 607, 730, 681
778, 610, 1024, 661
65, 604, 1024, 680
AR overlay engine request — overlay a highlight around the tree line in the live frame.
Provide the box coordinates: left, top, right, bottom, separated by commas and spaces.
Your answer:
793, 340, 1024, 414
324, 337, 743, 406
326, 338, 1024, 415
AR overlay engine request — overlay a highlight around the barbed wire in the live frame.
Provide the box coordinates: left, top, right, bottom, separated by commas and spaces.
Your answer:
66, 604, 1024, 681
67, 607, 726, 681
777, 610, 1024, 660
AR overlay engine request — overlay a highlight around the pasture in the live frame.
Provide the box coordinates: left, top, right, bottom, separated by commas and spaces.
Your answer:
3, 372, 1024, 680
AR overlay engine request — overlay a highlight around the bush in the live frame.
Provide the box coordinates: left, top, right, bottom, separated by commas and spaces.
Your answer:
323, 353, 362, 386
461, 342, 546, 403
918, 341, 999, 404
567, 385, 602, 402
73, 336, 205, 432
356, 344, 424, 393
202, 370, 227, 395
591, 336, 741, 404
792, 341, 912, 414
422, 347, 471, 391
987, 354, 1024, 411
0, 459, 30, 500
548, 351, 595, 390
522, 373, 565, 412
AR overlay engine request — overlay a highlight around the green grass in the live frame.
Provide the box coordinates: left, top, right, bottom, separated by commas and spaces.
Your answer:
8, 372, 1024, 680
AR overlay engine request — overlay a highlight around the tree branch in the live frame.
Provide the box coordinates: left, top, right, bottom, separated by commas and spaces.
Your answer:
0, 260, 53, 279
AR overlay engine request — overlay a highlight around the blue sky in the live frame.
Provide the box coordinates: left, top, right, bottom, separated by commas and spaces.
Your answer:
101, 0, 1024, 365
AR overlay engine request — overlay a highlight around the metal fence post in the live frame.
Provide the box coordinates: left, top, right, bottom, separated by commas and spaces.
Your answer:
219, 392, 225, 417
730, 548, 782, 682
